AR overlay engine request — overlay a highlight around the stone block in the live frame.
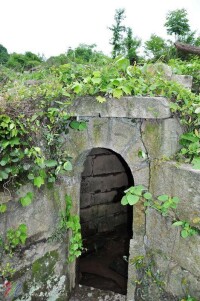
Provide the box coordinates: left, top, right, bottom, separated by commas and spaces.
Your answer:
0, 184, 60, 240
80, 205, 98, 222
67, 96, 171, 119
88, 117, 110, 148
81, 155, 93, 177
127, 239, 146, 301
150, 161, 200, 229
81, 172, 128, 193
153, 252, 200, 298
114, 212, 127, 226
171, 74, 193, 90
80, 193, 94, 208
97, 216, 115, 232
146, 209, 200, 278
89, 148, 112, 155
142, 118, 183, 159
109, 119, 138, 154
93, 191, 118, 205
93, 154, 125, 175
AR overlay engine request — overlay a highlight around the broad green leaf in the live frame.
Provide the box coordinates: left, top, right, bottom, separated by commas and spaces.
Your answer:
93, 71, 101, 77
172, 196, 180, 203
96, 96, 106, 103
192, 157, 200, 170
157, 194, 169, 202
113, 88, 123, 99
181, 230, 188, 238
20, 192, 33, 207
91, 77, 101, 84
121, 196, 128, 205
20, 234, 27, 244
28, 173, 34, 180
18, 224, 27, 233
172, 221, 184, 227
70, 120, 80, 130
45, 160, 58, 167
48, 176, 56, 183
73, 83, 82, 94
194, 107, 200, 114
143, 192, 152, 200
0, 170, 8, 180
121, 85, 131, 95
78, 122, 87, 131
0, 204, 7, 213
63, 161, 73, 171
127, 194, 140, 205
115, 57, 130, 71
34, 176, 44, 188
0, 156, 9, 166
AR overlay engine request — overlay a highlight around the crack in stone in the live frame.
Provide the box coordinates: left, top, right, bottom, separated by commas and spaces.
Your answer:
139, 119, 151, 190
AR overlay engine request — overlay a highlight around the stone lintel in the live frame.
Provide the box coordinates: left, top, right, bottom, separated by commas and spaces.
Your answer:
67, 96, 171, 119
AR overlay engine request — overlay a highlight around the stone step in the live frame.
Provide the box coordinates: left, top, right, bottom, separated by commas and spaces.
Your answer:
69, 285, 126, 301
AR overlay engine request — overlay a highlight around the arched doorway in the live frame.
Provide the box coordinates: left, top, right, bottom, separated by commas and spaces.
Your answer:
78, 148, 134, 295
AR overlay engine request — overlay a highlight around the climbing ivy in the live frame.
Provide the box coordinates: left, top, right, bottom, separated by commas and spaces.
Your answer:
121, 185, 199, 238
50, 195, 82, 263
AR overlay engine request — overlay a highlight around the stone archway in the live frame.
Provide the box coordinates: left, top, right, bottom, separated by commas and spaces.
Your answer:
78, 147, 134, 294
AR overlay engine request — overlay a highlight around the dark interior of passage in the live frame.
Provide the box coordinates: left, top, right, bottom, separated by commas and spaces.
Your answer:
77, 148, 134, 295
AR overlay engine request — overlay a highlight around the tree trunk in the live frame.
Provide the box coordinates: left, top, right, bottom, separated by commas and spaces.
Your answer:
175, 42, 200, 56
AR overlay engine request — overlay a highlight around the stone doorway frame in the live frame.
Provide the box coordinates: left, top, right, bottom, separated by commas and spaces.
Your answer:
64, 96, 182, 300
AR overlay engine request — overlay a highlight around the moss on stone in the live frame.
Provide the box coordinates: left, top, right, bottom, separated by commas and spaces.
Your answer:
32, 250, 59, 284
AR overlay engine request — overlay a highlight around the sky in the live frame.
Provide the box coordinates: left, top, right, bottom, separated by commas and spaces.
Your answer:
0, 0, 200, 59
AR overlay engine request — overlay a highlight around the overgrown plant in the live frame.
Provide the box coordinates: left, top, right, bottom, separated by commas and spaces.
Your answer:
51, 195, 82, 263
121, 185, 199, 238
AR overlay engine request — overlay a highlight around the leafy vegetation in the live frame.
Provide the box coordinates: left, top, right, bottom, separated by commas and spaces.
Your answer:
50, 195, 82, 263
121, 185, 199, 238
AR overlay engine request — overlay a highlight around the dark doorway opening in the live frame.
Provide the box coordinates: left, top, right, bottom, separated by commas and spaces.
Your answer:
77, 148, 134, 295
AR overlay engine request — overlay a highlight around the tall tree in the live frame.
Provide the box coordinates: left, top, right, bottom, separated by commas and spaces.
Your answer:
144, 34, 168, 61
109, 8, 126, 58
123, 27, 141, 64
164, 9, 190, 41
0, 44, 9, 64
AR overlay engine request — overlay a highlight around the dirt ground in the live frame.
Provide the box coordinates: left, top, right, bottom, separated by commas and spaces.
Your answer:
69, 285, 126, 301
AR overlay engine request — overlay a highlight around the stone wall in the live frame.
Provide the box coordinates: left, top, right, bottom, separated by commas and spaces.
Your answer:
0, 183, 70, 300
1, 96, 199, 301
80, 148, 133, 237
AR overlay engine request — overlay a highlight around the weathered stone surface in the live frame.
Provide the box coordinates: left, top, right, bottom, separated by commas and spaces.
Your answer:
127, 239, 146, 301
93, 154, 125, 175
67, 96, 171, 119
146, 63, 173, 80
81, 202, 126, 223
81, 172, 128, 193
109, 119, 140, 155
69, 284, 126, 301
153, 251, 200, 298
92, 191, 118, 206
88, 118, 110, 148
171, 74, 193, 90
0, 192, 11, 203
145, 209, 200, 299
0, 185, 60, 239
150, 161, 200, 229
142, 118, 183, 159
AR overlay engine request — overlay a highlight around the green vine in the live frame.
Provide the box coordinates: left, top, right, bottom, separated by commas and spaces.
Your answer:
0, 224, 28, 278
121, 185, 199, 238
50, 195, 82, 263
